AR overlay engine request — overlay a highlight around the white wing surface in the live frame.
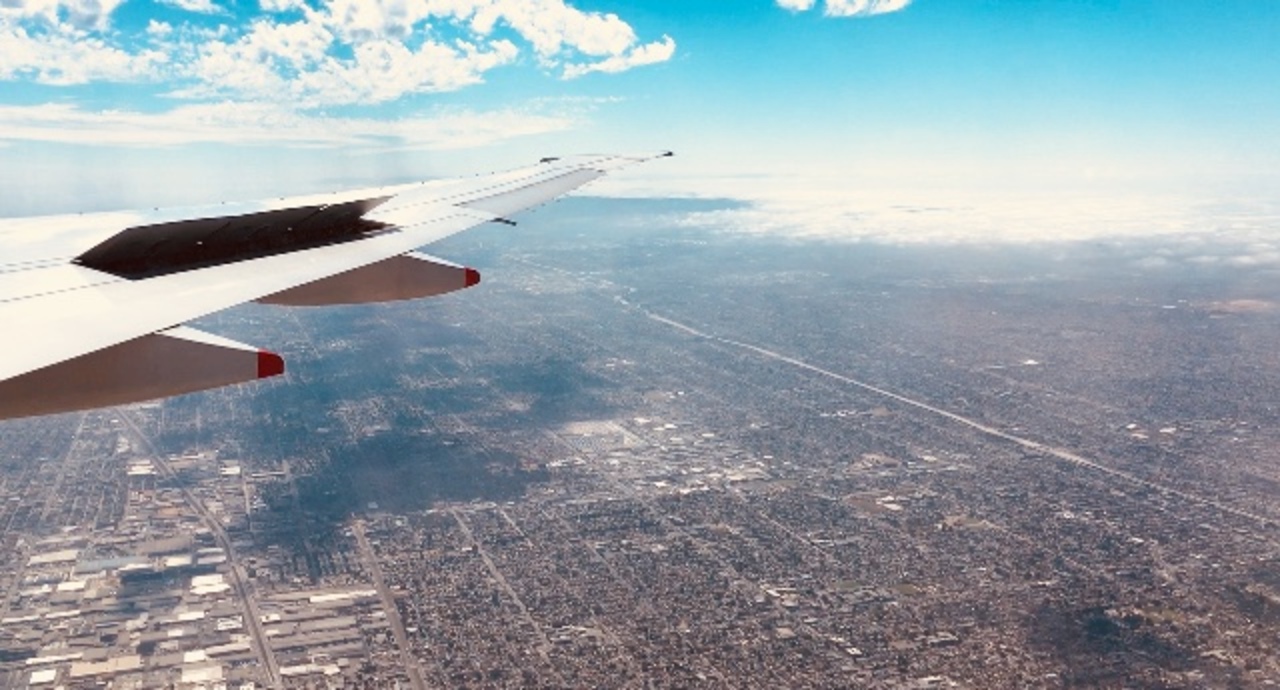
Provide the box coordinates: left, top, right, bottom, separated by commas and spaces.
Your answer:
0, 152, 671, 420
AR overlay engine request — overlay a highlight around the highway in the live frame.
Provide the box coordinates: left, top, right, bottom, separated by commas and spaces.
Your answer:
350, 519, 427, 690
121, 412, 282, 688
640, 307, 1279, 538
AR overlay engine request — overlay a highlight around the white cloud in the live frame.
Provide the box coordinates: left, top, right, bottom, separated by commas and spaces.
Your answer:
0, 0, 127, 30
0, 0, 675, 102
147, 20, 174, 37
157, 0, 222, 14
0, 24, 166, 84
563, 35, 675, 79
824, 0, 911, 17
259, 0, 307, 11
177, 13, 522, 106
305, 0, 670, 77
195, 0, 675, 102
0, 101, 577, 148
168, 0, 675, 103
468, 0, 638, 58
778, 0, 912, 18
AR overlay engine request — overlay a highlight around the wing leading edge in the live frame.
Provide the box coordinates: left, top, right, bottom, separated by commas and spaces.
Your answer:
0, 152, 672, 420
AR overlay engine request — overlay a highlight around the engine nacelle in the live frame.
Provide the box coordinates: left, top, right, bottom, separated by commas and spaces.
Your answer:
256, 252, 480, 307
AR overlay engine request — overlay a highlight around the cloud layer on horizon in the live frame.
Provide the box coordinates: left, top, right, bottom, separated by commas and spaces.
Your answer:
589, 171, 1280, 250
0, 101, 579, 149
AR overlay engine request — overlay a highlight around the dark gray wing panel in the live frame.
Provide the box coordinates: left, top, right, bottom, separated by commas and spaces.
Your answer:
74, 196, 393, 280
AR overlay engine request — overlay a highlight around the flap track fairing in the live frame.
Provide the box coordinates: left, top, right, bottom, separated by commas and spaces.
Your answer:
255, 251, 480, 307
0, 327, 283, 420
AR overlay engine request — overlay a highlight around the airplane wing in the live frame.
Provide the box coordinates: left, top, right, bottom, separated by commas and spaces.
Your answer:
0, 152, 671, 420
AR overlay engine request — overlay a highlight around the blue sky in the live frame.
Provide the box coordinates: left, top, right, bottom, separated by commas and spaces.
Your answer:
2, 0, 1279, 241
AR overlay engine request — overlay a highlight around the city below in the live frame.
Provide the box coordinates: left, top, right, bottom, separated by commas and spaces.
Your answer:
2, 198, 1279, 688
